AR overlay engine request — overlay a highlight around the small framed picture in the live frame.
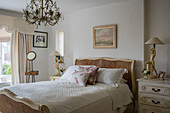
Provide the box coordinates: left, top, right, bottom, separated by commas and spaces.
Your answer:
33, 31, 48, 48
158, 71, 166, 80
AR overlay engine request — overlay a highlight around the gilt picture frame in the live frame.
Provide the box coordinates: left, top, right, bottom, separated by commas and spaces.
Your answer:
33, 31, 48, 48
93, 24, 117, 48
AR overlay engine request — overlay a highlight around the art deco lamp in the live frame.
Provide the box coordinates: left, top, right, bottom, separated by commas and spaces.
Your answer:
49, 51, 61, 76
145, 37, 164, 78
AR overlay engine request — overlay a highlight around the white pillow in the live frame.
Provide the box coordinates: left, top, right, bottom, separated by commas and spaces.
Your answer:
69, 71, 90, 86
97, 68, 128, 86
61, 65, 79, 80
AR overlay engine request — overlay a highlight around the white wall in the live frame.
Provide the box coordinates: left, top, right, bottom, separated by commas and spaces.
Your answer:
49, 14, 74, 75
49, 0, 170, 79
33, 25, 52, 81
5, 0, 170, 81
145, 0, 170, 77
51, 0, 145, 79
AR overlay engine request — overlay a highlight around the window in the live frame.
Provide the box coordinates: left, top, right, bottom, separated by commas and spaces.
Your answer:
56, 31, 64, 56
0, 28, 11, 83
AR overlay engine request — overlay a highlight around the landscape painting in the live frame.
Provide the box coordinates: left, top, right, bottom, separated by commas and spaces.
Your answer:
93, 25, 117, 48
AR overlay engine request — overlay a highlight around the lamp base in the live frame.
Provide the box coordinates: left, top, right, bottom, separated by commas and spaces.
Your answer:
53, 74, 61, 76
56, 70, 61, 76
149, 74, 158, 79
56, 73, 61, 76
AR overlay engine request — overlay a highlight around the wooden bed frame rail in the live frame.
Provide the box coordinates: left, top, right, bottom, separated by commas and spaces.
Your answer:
0, 89, 50, 113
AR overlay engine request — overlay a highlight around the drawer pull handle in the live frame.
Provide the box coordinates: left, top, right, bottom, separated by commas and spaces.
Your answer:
152, 100, 160, 104
152, 88, 160, 92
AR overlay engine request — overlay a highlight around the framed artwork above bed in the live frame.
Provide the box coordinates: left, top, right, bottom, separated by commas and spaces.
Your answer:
93, 24, 117, 48
33, 31, 48, 48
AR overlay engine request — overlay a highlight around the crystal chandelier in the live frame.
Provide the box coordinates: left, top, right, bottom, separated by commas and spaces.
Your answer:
23, 0, 63, 27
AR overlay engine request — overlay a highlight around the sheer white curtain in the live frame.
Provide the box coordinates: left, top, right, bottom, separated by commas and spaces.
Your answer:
11, 31, 32, 85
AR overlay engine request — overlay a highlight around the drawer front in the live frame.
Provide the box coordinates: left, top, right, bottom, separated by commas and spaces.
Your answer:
139, 83, 170, 96
140, 105, 170, 113
139, 96, 170, 109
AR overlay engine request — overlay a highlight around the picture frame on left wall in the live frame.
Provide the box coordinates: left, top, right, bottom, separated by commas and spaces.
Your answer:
33, 31, 48, 48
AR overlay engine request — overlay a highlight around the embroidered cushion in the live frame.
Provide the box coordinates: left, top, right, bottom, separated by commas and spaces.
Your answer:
61, 65, 99, 85
69, 70, 90, 86
78, 66, 99, 85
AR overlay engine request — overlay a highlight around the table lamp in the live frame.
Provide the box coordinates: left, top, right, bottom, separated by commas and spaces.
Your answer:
49, 51, 61, 76
145, 37, 164, 77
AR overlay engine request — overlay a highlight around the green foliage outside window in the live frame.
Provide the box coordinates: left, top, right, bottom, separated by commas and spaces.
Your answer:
2, 64, 11, 75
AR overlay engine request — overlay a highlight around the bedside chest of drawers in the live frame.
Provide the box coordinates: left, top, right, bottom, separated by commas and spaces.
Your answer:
137, 78, 170, 113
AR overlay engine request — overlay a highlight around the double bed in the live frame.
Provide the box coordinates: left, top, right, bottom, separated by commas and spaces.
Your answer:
0, 58, 136, 113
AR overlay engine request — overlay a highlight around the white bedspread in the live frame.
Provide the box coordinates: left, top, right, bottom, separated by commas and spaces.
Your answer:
5, 80, 133, 113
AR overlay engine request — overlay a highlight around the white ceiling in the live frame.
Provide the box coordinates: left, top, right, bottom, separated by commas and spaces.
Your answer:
0, 0, 128, 14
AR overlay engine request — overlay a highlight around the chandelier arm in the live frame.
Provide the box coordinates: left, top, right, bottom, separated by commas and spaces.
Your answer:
26, 17, 37, 24
26, 18, 36, 24
26, 11, 38, 21
48, 19, 59, 26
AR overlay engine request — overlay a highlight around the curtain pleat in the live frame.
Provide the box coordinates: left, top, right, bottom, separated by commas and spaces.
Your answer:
11, 31, 32, 85
25, 34, 32, 72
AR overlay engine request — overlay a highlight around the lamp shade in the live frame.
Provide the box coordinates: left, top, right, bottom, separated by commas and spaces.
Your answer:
145, 37, 164, 45
49, 51, 61, 56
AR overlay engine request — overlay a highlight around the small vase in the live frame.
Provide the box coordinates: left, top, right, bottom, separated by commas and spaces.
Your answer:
143, 75, 149, 79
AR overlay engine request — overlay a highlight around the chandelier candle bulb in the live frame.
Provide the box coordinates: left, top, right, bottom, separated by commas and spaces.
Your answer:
23, 0, 63, 27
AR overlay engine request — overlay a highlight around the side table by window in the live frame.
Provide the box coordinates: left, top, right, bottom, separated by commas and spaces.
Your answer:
25, 71, 39, 83
25, 51, 38, 83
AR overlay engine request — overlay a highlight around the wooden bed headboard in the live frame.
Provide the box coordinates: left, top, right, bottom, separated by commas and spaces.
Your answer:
75, 57, 136, 95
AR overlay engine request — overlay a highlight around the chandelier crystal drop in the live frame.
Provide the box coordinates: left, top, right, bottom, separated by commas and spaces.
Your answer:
23, 0, 63, 27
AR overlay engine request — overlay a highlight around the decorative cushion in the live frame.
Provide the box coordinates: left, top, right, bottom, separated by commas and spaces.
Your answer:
69, 70, 90, 86
78, 66, 99, 85
97, 68, 128, 86
61, 65, 79, 80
